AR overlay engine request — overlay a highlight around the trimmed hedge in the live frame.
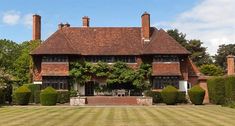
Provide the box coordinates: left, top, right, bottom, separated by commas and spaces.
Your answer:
0, 89, 5, 104
176, 91, 187, 103
144, 90, 163, 103
224, 76, 235, 101
207, 76, 225, 104
161, 86, 178, 105
40, 87, 58, 106
14, 86, 31, 105
24, 84, 41, 103
35, 91, 41, 104
57, 90, 70, 104
188, 85, 205, 105
70, 90, 77, 97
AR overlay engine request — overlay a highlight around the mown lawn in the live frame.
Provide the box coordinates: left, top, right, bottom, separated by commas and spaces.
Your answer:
0, 105, 235, 126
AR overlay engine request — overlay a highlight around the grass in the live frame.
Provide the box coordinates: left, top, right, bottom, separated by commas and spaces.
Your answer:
0, 105, 235, 126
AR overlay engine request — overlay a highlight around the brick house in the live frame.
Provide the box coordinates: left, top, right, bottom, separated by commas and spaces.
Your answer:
30, 12, 201, 96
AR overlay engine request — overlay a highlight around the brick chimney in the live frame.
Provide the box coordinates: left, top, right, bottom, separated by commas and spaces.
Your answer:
82, 16, 89, 27
141, 12, 150, 41
227, 55, 235, 75
32, 14, 41, 40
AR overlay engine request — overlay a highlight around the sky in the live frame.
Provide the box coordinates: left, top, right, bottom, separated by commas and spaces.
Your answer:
0, 0, 234, 55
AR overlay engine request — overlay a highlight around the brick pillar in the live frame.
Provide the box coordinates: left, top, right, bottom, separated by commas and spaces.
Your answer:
82, 16, 90, 27
32, 14, 41, 40
227, 55, 235, 75
141, 12, 150, 41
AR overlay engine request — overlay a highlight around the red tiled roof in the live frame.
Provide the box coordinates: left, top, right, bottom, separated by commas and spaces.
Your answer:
152, 62, 181, 76
143, 28, 191, 54
31, 27, 190, 55
187, 58, 201, 76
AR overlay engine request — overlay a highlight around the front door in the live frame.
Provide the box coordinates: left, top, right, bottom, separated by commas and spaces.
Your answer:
85, 81, 94, 96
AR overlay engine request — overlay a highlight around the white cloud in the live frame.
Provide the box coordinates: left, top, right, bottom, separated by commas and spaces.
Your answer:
1, 11, 33, 28
158, 0, 235, 55
22, 13, 33, 28
2, 11, 20, 25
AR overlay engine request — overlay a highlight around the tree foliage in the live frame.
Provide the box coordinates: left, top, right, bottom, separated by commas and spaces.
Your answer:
70, 61, 151, 90
200, 64, 224, 76
167, 29, 212, 66
214, 44, 235, 69
0, 39, 40, 85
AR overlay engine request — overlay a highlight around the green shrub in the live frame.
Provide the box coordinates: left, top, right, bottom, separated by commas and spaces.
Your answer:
35, 91, 41, 104
188, 85, 205, 105
40, 87, 58, 106
0, 89, 5, 104
24, 84, 41, 103
224, 76, 235, 101
14, 86, 31, 105
69, 90, 77, 97
176, 91, 187, 103
161, 86, 178, 105
57, 90, 70, 104
207, 77, 225, 104
144, 90, 162, 103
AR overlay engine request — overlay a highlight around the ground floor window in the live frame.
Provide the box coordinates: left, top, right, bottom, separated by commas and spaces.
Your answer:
153, 76, 179, 89
42, 76, 68, 90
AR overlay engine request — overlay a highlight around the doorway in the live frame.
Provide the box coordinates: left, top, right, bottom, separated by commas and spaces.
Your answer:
85, 81, 94, 96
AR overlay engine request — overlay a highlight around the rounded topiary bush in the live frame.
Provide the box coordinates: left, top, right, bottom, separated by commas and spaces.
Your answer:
188, 85, 205, 105
40, 87, 58, 106
161, 85, 178, 105
15, 86, 31, 105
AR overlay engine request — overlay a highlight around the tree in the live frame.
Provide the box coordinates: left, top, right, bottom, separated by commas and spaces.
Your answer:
187, 40, 212, 66
0, 39, 21, 74
13, 40, 40, 84
167, 29, 212, 66
200, 64, 224, 76
214, 44, 235, 69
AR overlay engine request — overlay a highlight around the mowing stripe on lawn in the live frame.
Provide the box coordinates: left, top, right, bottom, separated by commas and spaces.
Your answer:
105, 107, 115, 125
82, 107, 105, 126
177, 107, 222, 126
0, 107, 43, 125
58, 107, 91, 126
132, 107, 148, 125
186, 107, 235, 126
163, 107, 202, 126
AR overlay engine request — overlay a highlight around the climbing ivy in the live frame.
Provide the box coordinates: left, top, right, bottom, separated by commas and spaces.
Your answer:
70, 61, 152, 90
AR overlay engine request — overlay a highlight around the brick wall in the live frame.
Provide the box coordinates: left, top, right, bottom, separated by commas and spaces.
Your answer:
41, 62, 69, 76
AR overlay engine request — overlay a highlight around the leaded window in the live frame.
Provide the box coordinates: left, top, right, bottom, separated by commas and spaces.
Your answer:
84, 56, 136, 63
42, 56, 68, 62
42, 76, 68, 90
153, 76, 179, 89
154, 55, 179, 62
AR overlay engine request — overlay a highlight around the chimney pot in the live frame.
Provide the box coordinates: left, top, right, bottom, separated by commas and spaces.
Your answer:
141, 12, 150, 41
82, 16, 90, 27
58, 23, 64, 29
64, 22, 70, 27
32, 14, 41, 40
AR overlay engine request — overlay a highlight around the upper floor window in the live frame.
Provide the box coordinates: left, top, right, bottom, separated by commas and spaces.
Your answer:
154, 55, 179, 62
84, 56, 136, 63
42, 56, 68, 62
